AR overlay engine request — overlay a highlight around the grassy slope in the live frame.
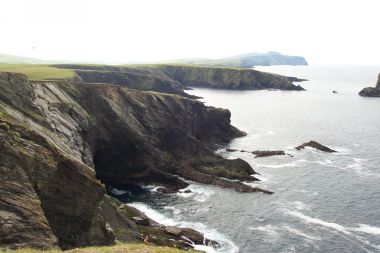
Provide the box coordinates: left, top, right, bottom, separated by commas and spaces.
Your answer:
0, 64, 75, 80
0, 243, 200, 253
0, 63, 245, 81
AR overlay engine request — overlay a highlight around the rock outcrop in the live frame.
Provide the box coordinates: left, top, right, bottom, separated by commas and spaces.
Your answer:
295, 141, 337, 153
54, 64, 305, 95
159, 65, 305, 91
359, 73, 380, 97
0, 71, 265, 250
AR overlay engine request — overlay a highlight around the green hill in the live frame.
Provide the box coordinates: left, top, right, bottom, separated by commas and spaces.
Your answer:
167, 51, 308, 68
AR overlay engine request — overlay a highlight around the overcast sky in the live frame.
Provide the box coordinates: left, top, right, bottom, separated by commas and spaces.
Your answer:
0, 0, 379, 64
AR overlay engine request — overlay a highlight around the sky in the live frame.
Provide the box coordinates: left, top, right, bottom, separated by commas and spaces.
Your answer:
0, 0, 379, 64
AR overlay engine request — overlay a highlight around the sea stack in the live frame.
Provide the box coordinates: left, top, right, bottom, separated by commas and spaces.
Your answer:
359, 72, 380, 97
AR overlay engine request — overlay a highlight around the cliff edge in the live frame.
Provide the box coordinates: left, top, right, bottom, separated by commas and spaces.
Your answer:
54, 64, 305, 95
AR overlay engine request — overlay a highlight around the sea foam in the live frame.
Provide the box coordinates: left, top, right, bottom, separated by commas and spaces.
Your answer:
129, 202, 239, 253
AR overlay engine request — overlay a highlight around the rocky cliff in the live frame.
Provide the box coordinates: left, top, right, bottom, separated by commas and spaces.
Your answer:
0, 72, 265, 250
159, 65, 305, 90
359, 72, 380, 97
54, 64, 305, 95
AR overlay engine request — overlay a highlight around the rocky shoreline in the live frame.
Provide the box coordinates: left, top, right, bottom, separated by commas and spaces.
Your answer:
0, 71, 274, 251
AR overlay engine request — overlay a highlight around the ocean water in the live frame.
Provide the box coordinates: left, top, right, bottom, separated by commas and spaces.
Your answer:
112, 65, 380, 253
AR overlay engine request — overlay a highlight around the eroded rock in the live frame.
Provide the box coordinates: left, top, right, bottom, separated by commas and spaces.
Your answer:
295, 141, 337, 153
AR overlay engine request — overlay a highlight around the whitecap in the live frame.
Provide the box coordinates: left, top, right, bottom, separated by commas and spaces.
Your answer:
293, 201, 308, 211
141, 185, 164, 193
352, 224, 380, 235
249, 224, 280, 237
283, 226, 321, 241
177, 184, 215, 203
286, 210, 351, 234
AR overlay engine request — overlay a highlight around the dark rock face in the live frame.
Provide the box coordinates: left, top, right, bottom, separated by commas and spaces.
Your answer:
226, 148, 286, 158
295, 141, 337, 153
0, 71, 263, 250
252, 150, 286, 158
359, 73, 380, 97
54, 64, 305, 94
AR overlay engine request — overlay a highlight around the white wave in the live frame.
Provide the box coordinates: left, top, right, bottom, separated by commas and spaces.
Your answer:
253, 174, 268, 182
249, 224, 280, 237
283, 226, 321, 241
129, 203, 177, 226
163, 206, 181, 215
110, 187, 128, 196
141, 185, 164, 193
293, 201, 308, 211
286, 210, 351, 234
129, 202, 238, 253
177, 184, 215, 203
352, 224, 380, 235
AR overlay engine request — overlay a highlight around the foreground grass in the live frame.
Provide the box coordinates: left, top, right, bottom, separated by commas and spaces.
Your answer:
0, 243, 200, 253
0, 64, 75, 80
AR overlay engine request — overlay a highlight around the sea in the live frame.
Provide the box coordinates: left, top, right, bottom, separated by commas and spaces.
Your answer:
110, 65, 380, 253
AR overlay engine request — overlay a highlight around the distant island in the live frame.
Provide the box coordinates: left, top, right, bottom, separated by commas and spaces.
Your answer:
166, 51, 308, 68
359, 72, 380, 97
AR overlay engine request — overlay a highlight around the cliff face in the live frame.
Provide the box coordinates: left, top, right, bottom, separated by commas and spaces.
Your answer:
0, 72, 263, 250
159, 65, 305, 90
54, 64, 305, 95
359, 72, 380, 97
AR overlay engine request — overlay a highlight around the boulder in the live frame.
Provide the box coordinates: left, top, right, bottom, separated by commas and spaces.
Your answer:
132, 216, 150, 226
165, 226, 182, 236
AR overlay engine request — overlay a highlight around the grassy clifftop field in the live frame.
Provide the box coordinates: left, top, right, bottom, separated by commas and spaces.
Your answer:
0, 64, 75, 80
1, 243, 200, 253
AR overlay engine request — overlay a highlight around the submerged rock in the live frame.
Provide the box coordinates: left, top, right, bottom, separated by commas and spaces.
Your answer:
295, 141, 337, 153
226, 148, 286, 158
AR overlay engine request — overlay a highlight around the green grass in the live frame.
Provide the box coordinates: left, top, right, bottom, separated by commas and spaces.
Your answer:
0, 64, 75, 80
0, 243, 200, 253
